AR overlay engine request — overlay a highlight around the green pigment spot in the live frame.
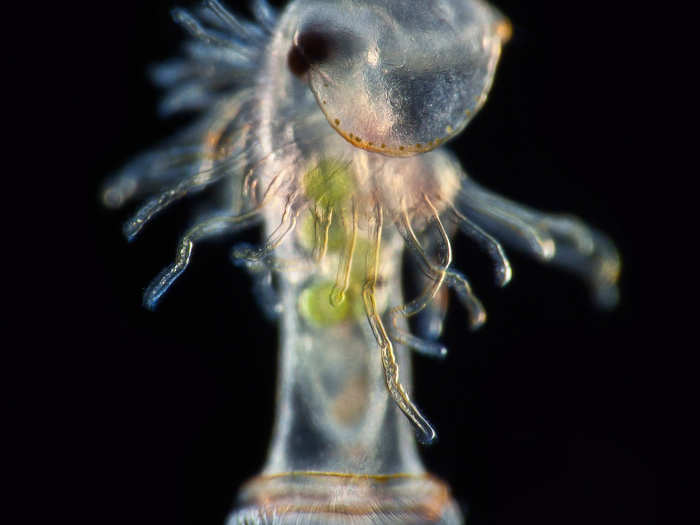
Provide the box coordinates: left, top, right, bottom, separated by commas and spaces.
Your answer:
299, 281, 351, 326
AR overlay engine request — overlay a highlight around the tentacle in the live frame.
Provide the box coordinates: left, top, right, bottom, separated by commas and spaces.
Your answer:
251, 268, 281, 320
547, 227, 620, 308
537, 214, 620, 308
458, 178, 556, 261
389, 197, 452, 358
444, 268, 487, 329
447, 204, 512, 287
458, 177, 620, 308
251, 0, 278, 32
330, 201, 358, 306
415, 284, 449, 341
122, 156, 241, 241
103, 96, 253, 209
313, 206, 333, 262
204, 0, 266, 43
233, 254, 281, 320
232, 192, 301, 264
143, 210, 262, 310
102, 144, 221, 209
157, 82, 219, 116
172, 7, 254, 53
361, 205, 437, 445
183, 41, 256, 70
149, 58, 250, 90
122, 133, 303, 242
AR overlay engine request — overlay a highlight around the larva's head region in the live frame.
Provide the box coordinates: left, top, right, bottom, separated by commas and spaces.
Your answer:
285, 0, 511, 156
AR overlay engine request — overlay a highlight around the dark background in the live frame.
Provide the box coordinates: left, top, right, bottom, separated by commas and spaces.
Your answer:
46, 0, 669, 524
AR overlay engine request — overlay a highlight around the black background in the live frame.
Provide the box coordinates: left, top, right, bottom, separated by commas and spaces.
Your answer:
41, 0, 670, 524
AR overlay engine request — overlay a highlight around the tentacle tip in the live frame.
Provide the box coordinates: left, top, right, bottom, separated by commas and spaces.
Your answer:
539, 239, 556, 261
416, 426, 438, 446
170, 7, 188, 23
592, 255, 621, 309
122, 220, 143, 242
142, 292, 161, 311
469, 311, 487, 331
329, 288, 346, 307
498, 267, 513, 287
102, 187, 127, 210
231, 244, 256, 264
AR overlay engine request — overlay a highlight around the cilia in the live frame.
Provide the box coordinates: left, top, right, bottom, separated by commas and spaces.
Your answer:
103, 1, 620, 523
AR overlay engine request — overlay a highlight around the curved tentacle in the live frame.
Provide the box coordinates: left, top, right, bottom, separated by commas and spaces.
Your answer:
443, 268, 487, 330
122, 155, 242, 241
457, 176, 620, 308
312, 206, 334, 263
143, 210, 262, 310
447, 203, 512, 287
361, 205, 437, 445
251, 0, 278, 33
121, 133, 304, 242
232, 191, 302, 264
203, 0, 266, 43
413, 266, 449, 341
330, 200, 358, 306
102, 92, 254, 209
390, 197, 452, 358
172, 7, 256, 54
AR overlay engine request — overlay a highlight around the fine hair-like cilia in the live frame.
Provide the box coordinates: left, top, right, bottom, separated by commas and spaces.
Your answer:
103, 1, 621, 523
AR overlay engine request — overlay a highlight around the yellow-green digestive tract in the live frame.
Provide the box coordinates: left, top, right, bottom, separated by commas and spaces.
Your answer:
303, 158, 354, 212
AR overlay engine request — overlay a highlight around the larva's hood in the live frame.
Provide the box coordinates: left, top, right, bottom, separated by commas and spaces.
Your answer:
287, 0, 510, 156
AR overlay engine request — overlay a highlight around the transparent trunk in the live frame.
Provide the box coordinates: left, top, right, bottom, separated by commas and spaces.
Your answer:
228, 225, 463, 524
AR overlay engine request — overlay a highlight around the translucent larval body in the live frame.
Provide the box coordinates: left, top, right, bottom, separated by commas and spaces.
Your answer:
103, 1, 621, 523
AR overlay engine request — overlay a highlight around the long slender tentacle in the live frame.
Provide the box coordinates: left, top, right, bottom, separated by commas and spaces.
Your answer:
330, 200, 358, 306
172, 8, 255, 54
251, 0, 278, 32
123, 156, 241, 241
313, 206, 333, 263
232, 191, 301, 265
413, 265, 449, 341
361, 205, 437, 445
103, 93, 254, 209
447, 203, 512, 287
459, 178, 556, 260
458, 176, 620, 307
204, 0, 266, 43
389, 197, 452, 358
400, 201, 487, 333
143, 210, 262, 310
444, 268, 487, 329
122, 134, 302, 242
234, 261, 281, 321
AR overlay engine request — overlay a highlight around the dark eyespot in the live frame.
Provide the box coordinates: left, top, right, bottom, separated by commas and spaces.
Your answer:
288, 30, 334, 76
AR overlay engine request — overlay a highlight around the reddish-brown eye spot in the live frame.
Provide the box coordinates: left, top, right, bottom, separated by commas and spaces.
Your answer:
288, 45, 309, 76
288, 30, 335, 77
